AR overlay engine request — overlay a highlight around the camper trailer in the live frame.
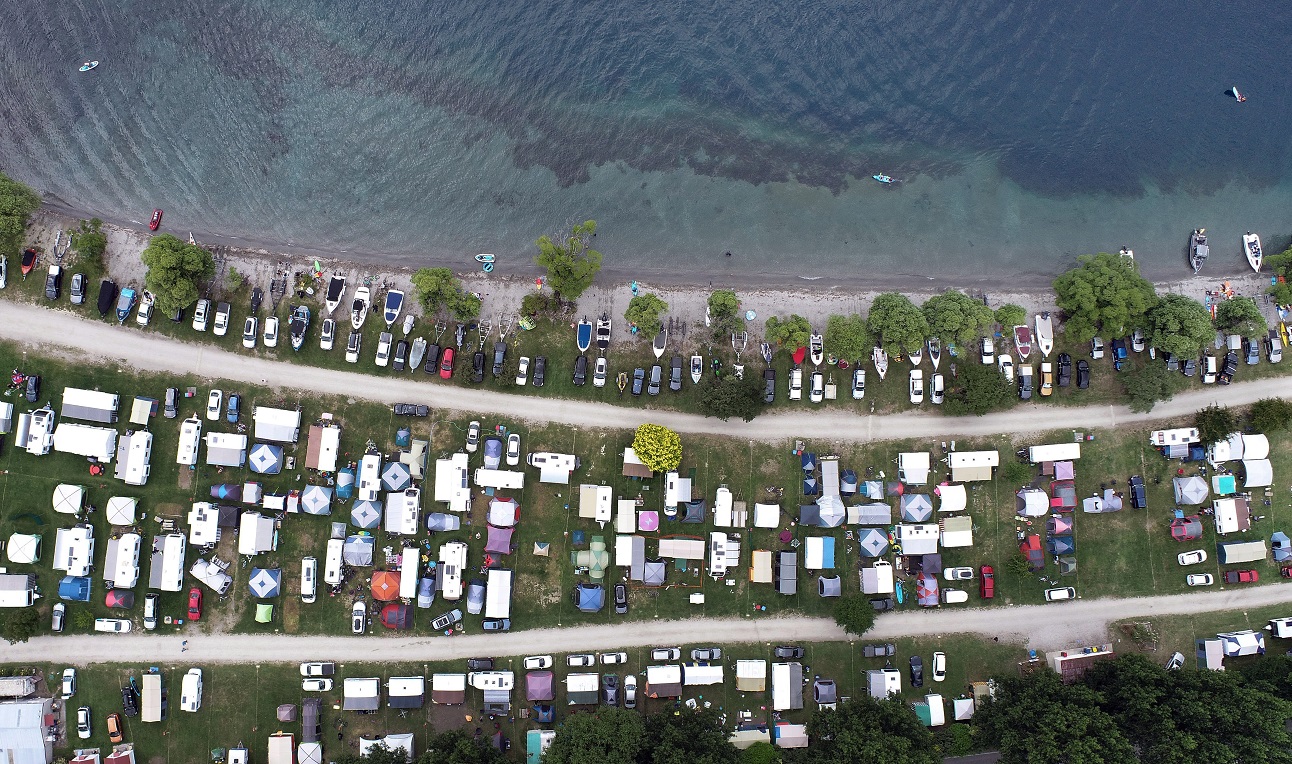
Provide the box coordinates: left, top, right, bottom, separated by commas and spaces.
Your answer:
24, 407, 55, 455
53, 422, 117, 461
324, 538, 345, 586
1026, 443, 1082, 463
177, 415, 202, 466
0, 574, 39, 607
439, 541, 469, 600
62, 387, 120, 423
484, 568, 513, 619
114, 431, 154, 486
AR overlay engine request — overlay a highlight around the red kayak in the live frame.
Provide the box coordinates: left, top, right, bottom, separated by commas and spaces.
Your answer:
20, 248, 37, 276
149, 208, 163, 231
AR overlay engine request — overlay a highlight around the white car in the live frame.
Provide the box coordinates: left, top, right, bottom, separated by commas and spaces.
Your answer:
506, 433, 521, 466
1178, 550, 1207, 566
52, 602, 65, 632
135, 292, 154, 326
93, 618, 132, 633
808, 371, 824, 404
932, 651, 947, 682
1091, 337, 1105, 359
345, 332, 361, 363
192, 299, 210, 331
515, 356, 531, 385
302, 678, 333, 692
320, 319, 335, 350
144, 593, 159, 630
998, 355, 1014, 382
650, 647, 681, 661
263, 316, 279, 348
213, 302, 230, 336
942, 567, 974, 581
851, 368, 866, 399
931, 373, 944, 404
909, 369, 924, 404
242, 316, 258, 349
375, 332, 393, 367
300, 662, 335, 677
1131, 328, 1146, 352
566, 653, 596, 667
600, 652, 628, 665
980, 337, 995, 364
788, 367, 803, 401
206, 389, 223, 421
623, 673, 637, 709
1186, 573, 1214, 586
351, 601, 367, 634
523, 655, 554, 670
61, 668, 76, 699
466, 421, 481, 453
593, 357, 608, 388
76, 706, 91, 739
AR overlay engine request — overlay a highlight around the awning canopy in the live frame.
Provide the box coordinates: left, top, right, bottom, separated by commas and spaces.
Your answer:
248, 443, 284, 475
857, 528, 890, 557
300, 485, 332, 516
344, 535, 374, 566
936, 484, 966, 513
106, 496, 137, 525
382, 462, 411, 491
53, 484, 85, 515
248, 567, 282, 598
900, 494, 933, 522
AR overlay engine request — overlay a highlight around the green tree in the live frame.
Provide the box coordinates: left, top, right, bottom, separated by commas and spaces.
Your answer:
975, 670, 1135, 764
699, 375, 764, 422
764, 314, 811, 349
832, 594, 877, 637
139, 233, 216, 316
708, 289, 745, 341
1235, 654, 1292, 701
70, 218, 108, 266
420, 730, 509, 764
411, 267, 481, 320
625, 293, 669, 337
1249, 398, 1292, 435
943, 361, 1013, 416
740, 743, 781, 764
226, 266, 245, 292
535, 219, 602, 302
993, 303, 1027, 331
0, 607, 39, 644
1194, 403, 1236, 446
1268, 248, 1292, 305
785, 697, 937, 764
1214, 297, 1268, 338
922, 292, 994, 346
1123, 361, 1186, 413
0, 171, 40, 259
1146, 294, 1215, 359
521, 291, 554, 316
867, 293, 928, 356
1052, 252, 1158, 343
642, 707, 740, 764
632, 424, 683, 472
545, 707, 644, 764
824, 314, 871, 362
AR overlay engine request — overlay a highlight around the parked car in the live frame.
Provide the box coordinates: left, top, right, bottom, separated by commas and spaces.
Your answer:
430, 609, 463, 630
614, 583, 628, 614
300, 662, 336, 677
1165, 652, 1185, 671
788, 367, 802, 400
1243, 336, 1261, 365
851, 367, 865, 399
603, 674, 619, 706
242, 316, 258, 349
862, 644, 894, 658
263, 316, 279, 348
76, 705, 92, 739
1057, 353, 1072, 386
650, 647, 681, 661
691, 647, 722, 661
1091, 336, 1105, 359
601, 651, 628, 665
226, 393, 241, 423
1267, 331, 1284, 363
1076, 359, 1090, 388
351, 601, 367, 634
206, 389, 223, 421
648, 364, 662, 395
482, 618, 510, 631
24, 374, 39, 402
932, 651, 947, 682
492, 342, 507, 377
870, 597, 895, 611
567, 653, 596, 667
439, 347, 456, 379
302, 678, 333, 692
1163, 352, 1179, 372
466, 579, 486, 614
144, 593, 159, 629
374, 332, 393, 367
515, 356, 531, 385
1111, 339, 1128, 371
134, 292, 154, 323
764, 368, 777, 403
980, 337, 994, 364
393, 339, 408, 370
1201, 352, 1218, 384
623, 674, 638, 709
909, 656, 924, 688
523, 656, 553, 670
163, 387, 178, 418
1128, 475, 1147, 509
319, 318, 335, 350
52, 602, 65, 632
471, 351, 486, 383
809, 371, 825, 403
466, 421, 481, 452
1131, 329, 1146, 352
1223, 569, 1259, 584
120, 685, 139, 716
45, 265, 62, 300
94, 618, 132, 632
1018, 365, 1033, 400
70, 272, 86, 305
943, 566, 974, 581
574, 355, 588, 386
1178, 550, 1207, 566
506, 433, 522, 466
423, 344, 442, 374
106, 712, 123, 743
62, 668, 76, 699
1186, 573, 1214, 586
1039, 362, 1053, 396
775, 645, 805, 659
631, 367, 645, 396
1044, 586, 1076, 601
931, 373, 944, 404
593, 356, 607, 387
534, 356, 547, 387
669, 355, 683, 391
466, 658, 494, 671
908, 369, 924, 404
192, 299, 210, 331
188, 587, 204, 620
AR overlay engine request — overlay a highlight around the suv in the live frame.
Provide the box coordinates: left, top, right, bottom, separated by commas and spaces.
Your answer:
1243, 337, 1261, 365
670, 356, 683, 391
573, 355, 588, 386
431, 609, 463, 630
70, 272, 86, 304
300, 662, 336, 677
45, 265, 63, 300
163, 387, 179, 418
1017, 365, 1033, 400
471, 352, 485, 383
192, 299, 210, 331
774, 645, 805, 659
614, 583, 628, 614
1267, 331, 1284, 363
1219, 351, 1238, 384
648, 364, 662, 395
691, 647, 722, 661
631, 367, 645, 396
466, 658, 494, 671
650, 647, 681, 661
1057, 353, 1072, 386
1128, 475, 1147, 509
764, 368, 777, 403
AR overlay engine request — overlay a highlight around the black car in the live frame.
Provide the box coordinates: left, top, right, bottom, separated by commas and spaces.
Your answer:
631, 367, 645, 396
1181, 357, 1197, 377
533, 356, 546, 387
471, 352, 486, 383
763, 368, 776, 403
614, 583, 628, 614
393, 340, 408, 371
669, 356, 683, 392
423, 344, 442, 374
250, 287, 263, 314
24, 374, 40, 403
492, 342, 507, 377
909, 656, 924, 688
869, 597, 895, 612
573, 355, 588, 386
1164, 353, 1179, 372
70, 273, 86, 305
1018, 369, 1033, 400
774, 645, 805, 659
466, 657, 494, 671
120, 685, 139, 717
647, 364, 662, 395
1057, 353, 1072, 387
97, 279, 118, 317
44, 265, 62, 300
1128, 475, 1147, 509
1219, 351, 1238, 385
1076, 360, 1090, 389
393, 403, 429, 417
602, 674, 619, 706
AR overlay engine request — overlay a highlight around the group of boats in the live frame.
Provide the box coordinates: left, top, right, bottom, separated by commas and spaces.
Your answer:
322, 272, 407, 333
1188, 228, 1264, 274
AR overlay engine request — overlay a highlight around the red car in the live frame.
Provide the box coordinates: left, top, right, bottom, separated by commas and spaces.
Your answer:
187, 587, 204, 620
149, 209, 163, 231
979, 565, 995, 599
1222, 569, 1258, 584
439, 347, 456, 379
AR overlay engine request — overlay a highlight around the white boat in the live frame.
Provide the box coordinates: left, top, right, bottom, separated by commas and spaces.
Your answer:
1243, 232, 1263, 272
1119, 246, 1134, 260
0, 255, 7, 289
1035, 312, 1054, 358
653, 330, 667, 359
761, 342, 773, 366
576, 318, 593, 353
690, 355, 703, 384
1013, 325, 1033, 361
872, 346, 889, 380
350, 286, 370, 330
383, 289, 404, 327
927, 338, 941, 370
1189, 228, 1209, 274
325, 273, 346, 314
79, 61, 99, 72
595, 314, 612, 354
908, 344, 923, 367
401, 314, 415, 336
409, 337, 427, 370
474, 253, 495, 263
809, 332, 824, 366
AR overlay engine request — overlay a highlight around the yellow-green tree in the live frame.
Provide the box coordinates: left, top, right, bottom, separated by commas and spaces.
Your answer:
632, 423, 682, 472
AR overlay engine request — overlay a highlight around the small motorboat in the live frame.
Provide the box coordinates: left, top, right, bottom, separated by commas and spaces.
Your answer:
690, 355, 703, 384
1243, 232, 1263, 272
809, 333, 823, 366
401, 313, 415, 336
1189, 228, 1209, 274
0, 255, 7, 288
653, 330, 667, 359
595, 314, 612, 354
1119, 246, 1134, 260
383, 289, 404, 327
350, 286, 371, 330
79, 61, 99, 72
872, 346, 889, 380
873, 174, 895, 184
1035, 313, 1054, 358
761, 342, 773, 367
20, 248, 37, 276
289, 305, 311, 351
927, 338, 941, 370
1013, 325, 1033, 361
116, 287, 137, 323
474, 253, 495, 263
324, 273, 346, 314
576, 318, 592, 353
1232, 86, 1247, 103
908, 343, 923, 367
705, 306, 711, 327
409, 337, 427, 370
149, 209, 162, 231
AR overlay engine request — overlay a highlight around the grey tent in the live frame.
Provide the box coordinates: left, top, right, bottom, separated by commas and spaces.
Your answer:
682, 500, 706, 523
812, 679, 837, 704
899, 494, 934, 522
426, 513, 462, 532
351, 500, 381, 529
851, 503, 892, 526
816, 496, 845, 528
856, 528, 890, 558
248, 567, 282, 599
1057, 555, 1077, 576
300, 485, 333, 516
381, 461, 411, 491
817, 575, 842, 598
643, 559, 666, 587
1173, 476, 1209, 505
1273, 532, 1291, 562
343, 535, 374, 566
277, 704, 297, 722
799, 505, 821, 526
301, 698, 321, 743
1047, 536, 1076, 555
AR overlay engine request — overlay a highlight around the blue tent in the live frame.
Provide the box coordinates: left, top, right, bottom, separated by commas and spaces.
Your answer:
1273, 531, 1291, 562
801, 452, 817, 473
300, 485, 333, 516
574, 583, 604, 612
58, 576, 91, 602
382, 461, 411, 491
840, 469, 859, 496
1047, 535, 1076, 555
351, 500, 382, 529
395, 426, 411, 448
900, 494, 934, 522
857, 528, 889, 558
802, 476, 819, 497
248, 567, 282, 599
248, 443, 284, 475
335, 467, 355, 500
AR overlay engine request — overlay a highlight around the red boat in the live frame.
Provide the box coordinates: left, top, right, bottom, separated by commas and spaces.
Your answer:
20, 248, 37, 276
149, 209, 163, 231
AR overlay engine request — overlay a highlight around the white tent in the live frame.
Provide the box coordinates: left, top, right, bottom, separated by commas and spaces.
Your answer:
238, 512, 277, 555
937, 484, 967, 513
898, 452, 931, 485
1016, 488, 1049, 517
659, 538, 705, 559
106, 497, 137, 525
753, 503, 781, 528
53, 484, 85, 515
1243, 459, 1273, 488
1243, 433, 1270, 460
940, 516, 973, 548
5, 533, 41, 564
616, 500, 637, 533
253, 406, 301, 443
1208, 432, 1245, 463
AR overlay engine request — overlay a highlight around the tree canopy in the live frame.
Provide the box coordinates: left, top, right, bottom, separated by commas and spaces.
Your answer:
0, 171, 40, 259
708, 290, 744, 341
832, 594, 877, 637
641, 707, 740, 764
545, 708, 645, 764
71, 218, 107, 264
1213, 297, 1268, 338
1249, 398, 1292, 435
632, 424, 682, 472
699, 375, 763, 421
785, 696, 937, 764
1122, 360, 1186, 413
332, 735, 506, 764
1146, 294, 1214, 359
1267, 248, 1292, 305
1052, 252, 1158, 343
976, 668, 1136, 764
867, 292, 928, 356
943, 360, 1013, 416
625, 293, 669, 337
993, 303, 1027, 330
824, 314, 871, 362
922, 291, 994, 346
0, 607, 38, 644
1194, 403, 1236, 446
764, 314, 811, 349
411, 267, 481, 321
535, 220, 602, 302
139, 234, 215, 315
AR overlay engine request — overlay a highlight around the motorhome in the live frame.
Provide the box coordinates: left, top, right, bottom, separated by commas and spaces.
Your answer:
176, 415, 202, 466
62, 387, 120, 424
53, 422, 117, 461
114, 431, 154, 486
439, 541, 468, 601
323, 538, 345, 586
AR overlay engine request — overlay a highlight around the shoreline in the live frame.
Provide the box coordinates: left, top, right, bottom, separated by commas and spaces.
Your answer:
25, 202, 1274, 334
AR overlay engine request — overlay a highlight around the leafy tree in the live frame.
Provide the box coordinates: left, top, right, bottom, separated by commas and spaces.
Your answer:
922, 292, 994, 346
824, 314, 871, 362
708, 289, 745, 340
832, 594, 877, 637
786, 696, 937, 764
535, 219, 602, 302
140, 233, 215, 315
1268, 248, 1292, 305
521, 291, 554, 316
625, 293, 669, 337
642, 707, 740, 764
70, 218, 108, 266
632, 424, 683, 472
1122, 361, 1186, 413
333, 744, 414, 764
740, 743, 781, 764
1235, 654, 1292, 700
867, 293, 928, 356
1194, 403, 1236, 446
764, 314, 811, 349
0, 607, 39, 644
0, 171, 40, 259
699, 375, 763, 422
975, 669, 1136, 764
411, 267, 480, 320
934, 724, 975, 758
1052, 252, 1158, 343
1213, 297, 1268, 338
993, 303, 1027, 331
1249, 398, 1292, 435
1146, 294, 1214, 359
226, 266, 245, 292
545, 707, 644, 764
421, 730, 509, 764
943, 361, 1013, 416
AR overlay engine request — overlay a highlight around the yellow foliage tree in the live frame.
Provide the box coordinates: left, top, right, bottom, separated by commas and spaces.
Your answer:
632, 424, 682, 473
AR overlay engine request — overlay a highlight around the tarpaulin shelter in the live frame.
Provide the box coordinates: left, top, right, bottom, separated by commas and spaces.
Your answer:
1173, 476, 1209, 505
248, 443, 284, 475
210, 483, 242, 502
106, 497, 137, 525
1050, 480, 1077, 511
900, 494, 934, 522
248, 567, 282, 598
58, 575, 91, 601
380, 603, 412, 629
841, 469, 858, 495
1047, 536, 1076, 555
1170, 516, 1203, 541
53, 484, 85, 515
344, 535, 374, 566
5, 533, 40, 563
1273, 531, 1291, 562
643, 559, 666, 587
1016, 488, 1049, 517
916, 571, 939, 607
857, 528, 890, 557
1046, 516, 1073, 536
371, 571, 401, 601
255, 603, 273, 622
574, 582, 604, 612
1019, 534, 1043, 570
682, 500, 706, 523
335, 467, 355, 499
485, 525, 514, 555
798, 505, 820, 526
816, 496, 845, 528
526, 672, 554, 702
754, 503, 781, 528
300, 485, 332, 516
489, 497, 519, 527
351, 500, 381, 529
426, 513, 462, 532
382, 462, 411, 491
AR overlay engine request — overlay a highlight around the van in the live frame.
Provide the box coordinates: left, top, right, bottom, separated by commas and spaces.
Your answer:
301, 557, 318, 604
1044, 587, 1076, 602
1266, 617, 1292, 639
94, 618, 133, 633
179, 668, 203, 712
788, 368, 803, 401
1202, 353, 1218, 384
163, 388, 178, 418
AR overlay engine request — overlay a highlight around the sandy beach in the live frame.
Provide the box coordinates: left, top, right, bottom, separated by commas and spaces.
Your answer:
22, 205, 1276, 342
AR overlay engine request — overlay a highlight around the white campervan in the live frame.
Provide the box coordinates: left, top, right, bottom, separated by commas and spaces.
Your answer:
180, 668, 203, 712
301, 557, 317, 604
323, 538, 345, 586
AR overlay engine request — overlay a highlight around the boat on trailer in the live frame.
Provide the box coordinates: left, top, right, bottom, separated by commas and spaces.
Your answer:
383, 290, 404, 327
653, 330, 667, 359
1013, 325, 1033, 361
1035, 313, 1054, 358
576, 318, 593, 353
595, 314, 612, 355
908, 344, 923, 367
1243, 232, 1263, 272
325, 273, 346, 314
20, 248, 37, 276
350, 286, 370, 330
872, 347, 889, 380
409, 337, 427, 370
289, 305, 311, 351
927, 338, 941, 370
1189, 229, 1209, 274
809, 333, 824, 366
690, 355, 703, 384
761, 342, 773, 367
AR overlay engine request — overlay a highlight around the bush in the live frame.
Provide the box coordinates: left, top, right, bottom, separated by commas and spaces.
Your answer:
1122, 362, 1186, 413
699, 376, 764, 421
1249, 398, 1292, 435
994, 303, 1027, 329
832, 594, 877, 636
1195, 403, 1236, 446
0, 607, 38, 644
0, 172, 40, 259
521, 291, 553, 316
624, 293, 669, 337
944, 361, 1014, 416
632, 424, 683, 472
226, 266, 245, 292
70, 218, 107, 269
999, 460, 1034, 487
1005, 554, 1033, 576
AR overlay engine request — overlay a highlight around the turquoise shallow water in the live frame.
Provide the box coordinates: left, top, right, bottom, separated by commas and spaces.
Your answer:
1, 0, 1290, 283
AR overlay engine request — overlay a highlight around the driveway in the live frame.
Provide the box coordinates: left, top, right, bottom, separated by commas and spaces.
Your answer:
0, 301, 1282, 441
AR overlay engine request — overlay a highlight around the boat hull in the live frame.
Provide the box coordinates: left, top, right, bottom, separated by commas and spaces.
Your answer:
576, 320, 593, 353
1243, 233, 1263, 272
